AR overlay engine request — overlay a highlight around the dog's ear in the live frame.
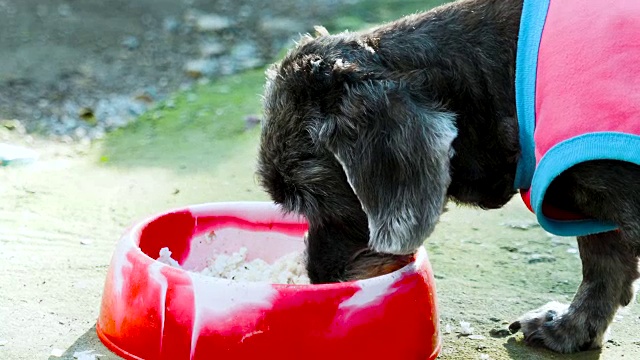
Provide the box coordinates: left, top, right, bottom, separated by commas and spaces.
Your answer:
312, 80, 457, 254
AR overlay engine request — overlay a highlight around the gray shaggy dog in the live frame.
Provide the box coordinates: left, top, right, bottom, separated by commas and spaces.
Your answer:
256, 0, 640, 354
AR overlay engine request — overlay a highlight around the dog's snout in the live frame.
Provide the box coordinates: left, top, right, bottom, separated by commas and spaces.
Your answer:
345, 250, 415, 281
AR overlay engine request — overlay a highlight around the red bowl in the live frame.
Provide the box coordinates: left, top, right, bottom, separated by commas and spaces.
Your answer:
97, 201, 440, 360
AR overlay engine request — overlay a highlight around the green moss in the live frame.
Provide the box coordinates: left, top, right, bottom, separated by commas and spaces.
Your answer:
98, 0, 454, 172
324, 0, 451, 33
99, 69, 266, 171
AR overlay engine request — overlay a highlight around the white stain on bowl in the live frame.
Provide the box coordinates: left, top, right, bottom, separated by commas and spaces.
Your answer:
339, 274, 399, 310
147, 261, 169, 352
188, 272, 278, 358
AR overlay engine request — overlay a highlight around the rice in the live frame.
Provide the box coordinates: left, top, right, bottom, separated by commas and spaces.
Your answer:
157, 247, 181, 268
157, 246, 310, 285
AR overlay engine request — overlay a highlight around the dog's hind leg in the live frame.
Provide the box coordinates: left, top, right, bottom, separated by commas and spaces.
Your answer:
509, 160, 640, 353
509, 231, 639, 353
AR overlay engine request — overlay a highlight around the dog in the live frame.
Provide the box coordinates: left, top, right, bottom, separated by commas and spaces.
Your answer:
256, 0, 640, 354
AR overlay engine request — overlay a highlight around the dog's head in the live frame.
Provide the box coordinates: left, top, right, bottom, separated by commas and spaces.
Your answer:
257, 28, 457, 281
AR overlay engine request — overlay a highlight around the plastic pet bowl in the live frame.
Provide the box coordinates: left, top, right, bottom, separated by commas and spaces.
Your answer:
97, 202, 440, 360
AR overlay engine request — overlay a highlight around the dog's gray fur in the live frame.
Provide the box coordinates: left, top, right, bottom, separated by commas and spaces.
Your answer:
256, 0, 640, 354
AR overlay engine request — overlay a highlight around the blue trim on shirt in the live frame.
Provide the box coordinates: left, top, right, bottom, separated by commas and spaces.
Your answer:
514, 0, 551, 190
530, 132, 640, 237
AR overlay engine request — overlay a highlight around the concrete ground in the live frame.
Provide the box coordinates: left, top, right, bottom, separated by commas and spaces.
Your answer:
2, 121, 639, 359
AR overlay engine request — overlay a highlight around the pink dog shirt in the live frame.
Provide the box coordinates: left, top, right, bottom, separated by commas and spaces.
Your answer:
514, 0, 640, 236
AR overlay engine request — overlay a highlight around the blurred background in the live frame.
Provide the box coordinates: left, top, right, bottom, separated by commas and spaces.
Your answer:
0, 0, 447, 142
6, 2, 630, 360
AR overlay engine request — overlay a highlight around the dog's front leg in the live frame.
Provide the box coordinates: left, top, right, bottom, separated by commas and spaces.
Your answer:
509, 231, 639, 353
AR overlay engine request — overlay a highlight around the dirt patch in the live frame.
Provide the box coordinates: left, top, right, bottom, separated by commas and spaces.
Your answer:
2, 115, 639, 360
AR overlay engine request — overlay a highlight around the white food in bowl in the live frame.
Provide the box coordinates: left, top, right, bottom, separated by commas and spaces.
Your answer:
157, 246, 310, 284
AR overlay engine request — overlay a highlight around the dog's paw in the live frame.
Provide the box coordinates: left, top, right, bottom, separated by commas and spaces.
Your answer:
508, 301, 605, 353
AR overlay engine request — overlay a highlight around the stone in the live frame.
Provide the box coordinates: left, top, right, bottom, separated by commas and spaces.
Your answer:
200, 41, 226, 57
184, 59, 217, 78
121, 36, 140, 50
195, 14, 233, 32
528, 254, 556, 264
489, 328, 511, 337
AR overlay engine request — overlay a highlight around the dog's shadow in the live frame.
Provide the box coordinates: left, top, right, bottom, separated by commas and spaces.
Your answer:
48, 324, 122, 360
503, 336, 602, 360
